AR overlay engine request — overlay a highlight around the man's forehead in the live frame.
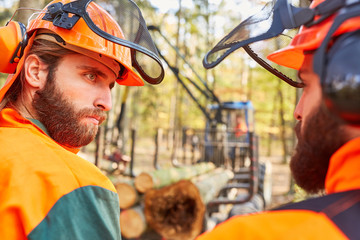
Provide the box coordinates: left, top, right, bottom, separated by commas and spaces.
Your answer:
65, 54, 117, 79
298, 54, 315, 79
34, 33, 121, 80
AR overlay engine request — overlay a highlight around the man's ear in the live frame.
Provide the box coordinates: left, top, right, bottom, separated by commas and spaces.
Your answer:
24, 54, 48, 90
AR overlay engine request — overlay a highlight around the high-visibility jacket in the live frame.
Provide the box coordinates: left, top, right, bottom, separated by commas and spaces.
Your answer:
0, 108, 121, 240
197, 137, 360, 240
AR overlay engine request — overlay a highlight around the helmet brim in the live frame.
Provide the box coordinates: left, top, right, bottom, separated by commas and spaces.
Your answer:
267, 45, 305, 70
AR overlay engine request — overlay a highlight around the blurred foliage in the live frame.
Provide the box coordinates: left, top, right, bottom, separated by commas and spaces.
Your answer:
292, 184, 322, 203
96, 0, 300, 158
0, 0, 14, 25
0, 8, 11, 25
135, 0, 298, 158
0, 73, 6, 88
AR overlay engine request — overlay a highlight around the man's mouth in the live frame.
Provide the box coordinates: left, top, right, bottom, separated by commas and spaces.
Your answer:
85, 115, 105, 125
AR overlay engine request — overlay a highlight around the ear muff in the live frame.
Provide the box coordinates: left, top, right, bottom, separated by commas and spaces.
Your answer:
321, 30, 360, 125
0, 21, 27, 74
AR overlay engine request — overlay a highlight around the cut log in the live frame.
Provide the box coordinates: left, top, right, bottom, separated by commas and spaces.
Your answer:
135, 162, 215, 193
193, 168, 234, 204
120, 205, 146, 239
144, 180, 205, 240
114, 180, 139, 209
144, 168, 233, 240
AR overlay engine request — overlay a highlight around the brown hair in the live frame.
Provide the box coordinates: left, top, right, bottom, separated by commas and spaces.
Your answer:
2, 39, 75, 108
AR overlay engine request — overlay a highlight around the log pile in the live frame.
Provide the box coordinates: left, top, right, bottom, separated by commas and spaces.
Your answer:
111, 163, 233, 240
119, 206, 147, 239
134, 162, 216, 193
114, 180, 139, 209
144, 168, 233, 240
193, 168, 234, 204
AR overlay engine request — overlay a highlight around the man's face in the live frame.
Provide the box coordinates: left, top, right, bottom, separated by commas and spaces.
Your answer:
293, 54, 322, 128
290, 54, 345, 193
33, 54, 116, 148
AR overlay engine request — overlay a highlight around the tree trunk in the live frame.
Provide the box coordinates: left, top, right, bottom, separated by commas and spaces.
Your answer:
144, 168, 233, 240
278, 86, 288, 164
16, 0, 46, 24
169, 0, 183, 159
120, 205, 147, 239
267, 94, 278, 156
114, 180, 139, 209
134, 162, 215, 193
94, 125, 105, 168
193, 168, 234, 204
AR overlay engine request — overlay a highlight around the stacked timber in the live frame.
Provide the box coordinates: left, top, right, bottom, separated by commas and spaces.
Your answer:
193, 168, 234, 204
134, 162, 215, 193
111, 178, 146, 239
119, 206, 147, 239
144, 168, 233, 240
110, 163, 232, 240
114, 180, 139, 209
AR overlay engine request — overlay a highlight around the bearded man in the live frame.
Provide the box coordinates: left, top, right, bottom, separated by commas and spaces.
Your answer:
0, 0, 164, 239
197, 0, 360, 239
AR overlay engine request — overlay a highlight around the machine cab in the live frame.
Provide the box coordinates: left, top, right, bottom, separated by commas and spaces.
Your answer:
204, 101, 255, 169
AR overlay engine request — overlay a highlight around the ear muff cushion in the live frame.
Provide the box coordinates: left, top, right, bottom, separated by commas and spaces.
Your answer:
0, 31, 36, 104
0, 21, 26, 74
323, 30, 360, 124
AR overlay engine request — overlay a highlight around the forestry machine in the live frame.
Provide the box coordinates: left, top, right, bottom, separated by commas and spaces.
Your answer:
148, 26, 272, 228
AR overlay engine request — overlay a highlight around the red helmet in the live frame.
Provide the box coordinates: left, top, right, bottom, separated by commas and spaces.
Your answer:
267, 0, 360, 70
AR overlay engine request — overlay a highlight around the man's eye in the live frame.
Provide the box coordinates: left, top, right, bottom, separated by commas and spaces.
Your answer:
86, 73, 96, 81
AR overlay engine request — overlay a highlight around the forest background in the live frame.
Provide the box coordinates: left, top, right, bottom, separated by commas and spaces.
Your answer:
0, 0, 310, 181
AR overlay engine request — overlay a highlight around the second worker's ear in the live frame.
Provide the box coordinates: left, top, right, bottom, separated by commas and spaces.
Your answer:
23, 54, 48, 90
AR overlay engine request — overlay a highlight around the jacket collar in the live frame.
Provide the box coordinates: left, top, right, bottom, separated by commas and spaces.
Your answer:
325, 137, 360, 194
0, 108, 80, 154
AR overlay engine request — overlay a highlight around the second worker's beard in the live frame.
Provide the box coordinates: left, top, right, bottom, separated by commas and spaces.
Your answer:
290, 103, 345, 194
32, 80, 106, 148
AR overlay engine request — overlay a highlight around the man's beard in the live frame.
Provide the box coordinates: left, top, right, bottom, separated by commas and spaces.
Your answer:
32, 80, 106, 148
290, 103, 346, 194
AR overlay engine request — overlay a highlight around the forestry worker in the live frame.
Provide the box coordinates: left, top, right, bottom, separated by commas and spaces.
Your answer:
0, 0, 164, 239
198, 0, 360, 239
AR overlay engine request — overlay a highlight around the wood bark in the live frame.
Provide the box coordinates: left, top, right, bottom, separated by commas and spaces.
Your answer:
134, 162, 215, 193
144, 168, 233, 240
193, 168, 234, 204
114, 180, 139, 209
119, 205, 146, 239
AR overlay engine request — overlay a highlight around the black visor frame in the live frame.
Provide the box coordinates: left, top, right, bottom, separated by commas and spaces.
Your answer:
203, 0, 349, 88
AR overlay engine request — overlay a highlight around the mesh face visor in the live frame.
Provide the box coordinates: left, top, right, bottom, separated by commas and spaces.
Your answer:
42, 0, 164, 84
203, 0, 348, 88
203, 0, 277, 68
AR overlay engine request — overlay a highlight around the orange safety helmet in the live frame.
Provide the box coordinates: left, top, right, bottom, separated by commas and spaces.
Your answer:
267, 0, 360, 70
0, 0, 164, 103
